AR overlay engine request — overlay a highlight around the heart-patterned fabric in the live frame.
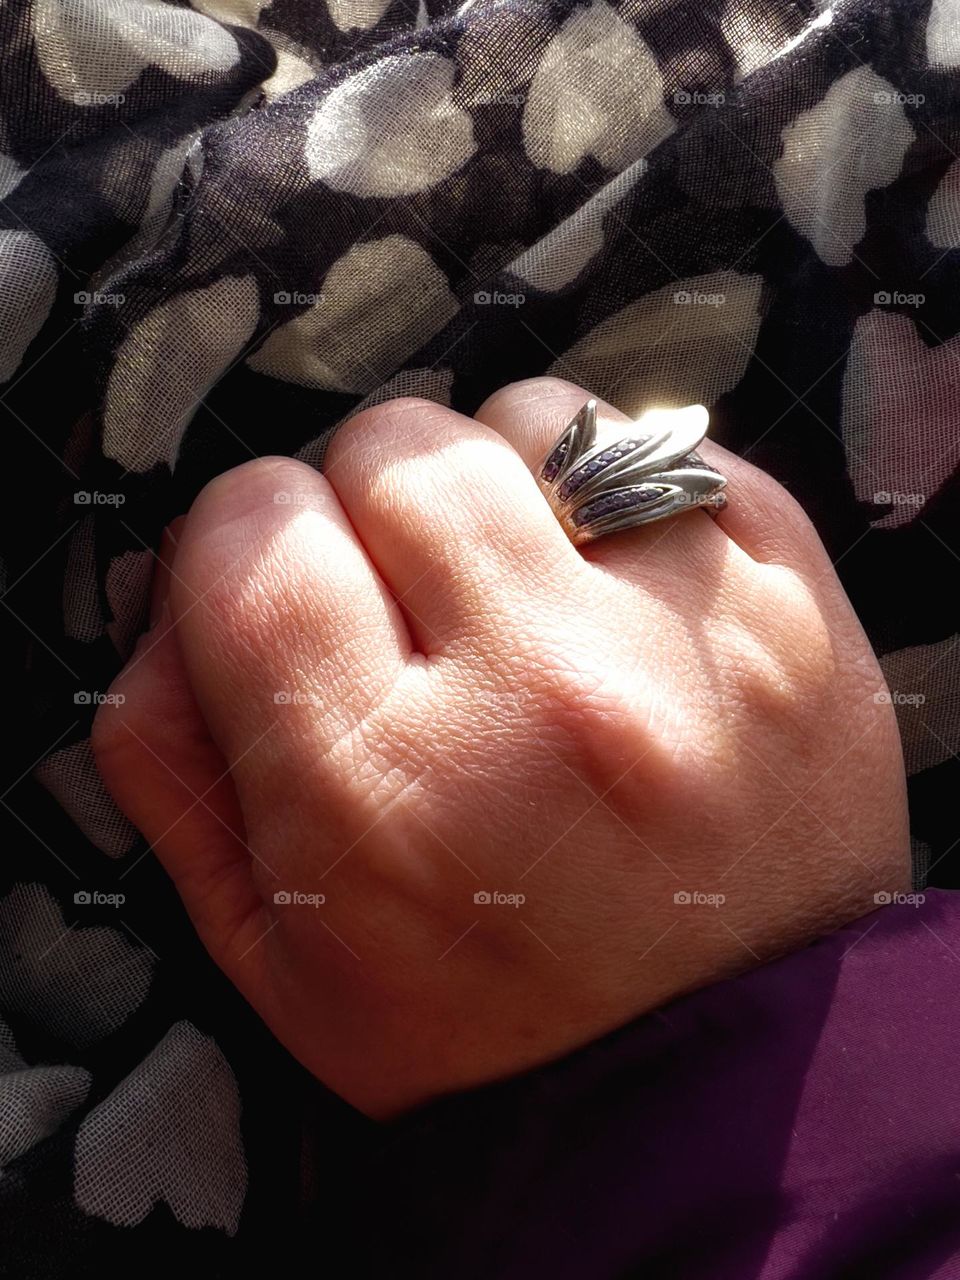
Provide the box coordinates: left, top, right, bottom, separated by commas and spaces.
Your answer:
1, 0, 958, 1269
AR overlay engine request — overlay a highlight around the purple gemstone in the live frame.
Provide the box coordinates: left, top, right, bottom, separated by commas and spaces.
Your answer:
574, 485, 666, 526
615, 437, 647, 456
574, 495, 612, 524
558, 437, 654, 502
559, 460, 596, 498
541, 439, 569, 482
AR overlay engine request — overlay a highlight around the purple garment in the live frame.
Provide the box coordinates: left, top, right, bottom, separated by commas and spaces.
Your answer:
343, 890, 960, 1278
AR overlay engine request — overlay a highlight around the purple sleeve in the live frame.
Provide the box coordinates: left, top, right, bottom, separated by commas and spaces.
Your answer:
342, 889, 960, 1278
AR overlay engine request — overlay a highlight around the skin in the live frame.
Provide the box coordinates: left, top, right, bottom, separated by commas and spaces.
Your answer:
92, 377, 911, 1119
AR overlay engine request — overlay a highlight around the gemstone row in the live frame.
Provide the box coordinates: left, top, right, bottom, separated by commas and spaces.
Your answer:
573, 484, 665, 526
540, 439, 570, 482
557, 437, 649, 499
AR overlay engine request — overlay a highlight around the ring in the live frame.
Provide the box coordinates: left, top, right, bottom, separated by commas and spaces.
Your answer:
536, 400, 728, 546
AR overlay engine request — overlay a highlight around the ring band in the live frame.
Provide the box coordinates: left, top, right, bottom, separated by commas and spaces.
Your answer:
536, 400, 728, 546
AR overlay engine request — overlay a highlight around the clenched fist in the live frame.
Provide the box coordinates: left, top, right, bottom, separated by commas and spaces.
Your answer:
93, 378, 910, 1118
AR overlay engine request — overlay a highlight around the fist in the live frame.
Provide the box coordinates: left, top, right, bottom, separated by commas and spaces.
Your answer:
93, 378, 910, 1117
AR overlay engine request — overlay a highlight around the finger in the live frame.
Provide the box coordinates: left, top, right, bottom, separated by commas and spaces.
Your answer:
321, 397, 582, 652
473, 377, 743, 596
168, 455, 411, 792
692, 436, 839, 576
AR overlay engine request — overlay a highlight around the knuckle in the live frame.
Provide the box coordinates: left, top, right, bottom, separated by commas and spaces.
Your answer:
332, 396, 453, 458
716, 621, 805, 717
476, 375, 584, 420
198, 454, 316, 511
741, 576, 834, 703
521, 637, 650, 751
754, 470, 817, 540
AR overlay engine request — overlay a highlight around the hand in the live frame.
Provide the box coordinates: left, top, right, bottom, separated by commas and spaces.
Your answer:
93, 377, 911, 1118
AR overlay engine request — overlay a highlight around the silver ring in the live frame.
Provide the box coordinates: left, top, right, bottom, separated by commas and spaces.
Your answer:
536, 400, 728, 546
